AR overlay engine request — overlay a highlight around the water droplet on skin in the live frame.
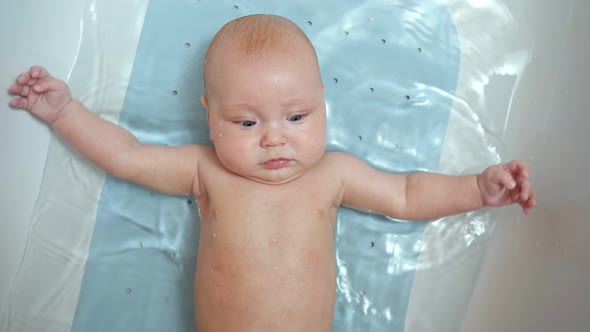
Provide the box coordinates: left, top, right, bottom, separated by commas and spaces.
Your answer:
218, 133, 223, 138
282, 276, 286, 281
273, 266, 279, 272
245, 217, 250, 222
273, 238, 278, 243
212, 233, 217, 239
210, 269, 215, 275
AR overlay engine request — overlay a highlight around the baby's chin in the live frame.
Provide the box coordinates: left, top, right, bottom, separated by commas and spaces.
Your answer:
249, 170, 307, 185
231, 164, 310, 185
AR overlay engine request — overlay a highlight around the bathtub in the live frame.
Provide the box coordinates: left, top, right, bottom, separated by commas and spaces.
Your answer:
1, 0, 589, 331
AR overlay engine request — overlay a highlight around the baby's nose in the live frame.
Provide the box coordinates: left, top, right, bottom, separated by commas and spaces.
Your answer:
261, 124, 286, 147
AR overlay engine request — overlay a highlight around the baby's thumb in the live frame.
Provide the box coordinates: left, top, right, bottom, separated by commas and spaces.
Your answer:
33, 77, 64, 94
498, 169, 516, 190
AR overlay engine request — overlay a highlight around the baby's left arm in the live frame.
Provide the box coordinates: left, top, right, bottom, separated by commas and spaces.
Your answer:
333, 153, 536, 220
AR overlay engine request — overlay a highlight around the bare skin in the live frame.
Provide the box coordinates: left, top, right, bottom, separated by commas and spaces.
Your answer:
8, 14, 536, 332
194, 147, 342, 331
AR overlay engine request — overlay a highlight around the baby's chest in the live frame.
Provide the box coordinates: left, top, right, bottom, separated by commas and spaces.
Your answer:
208, 172, 339, 212
207, 186, 338, 225
200, 178, 339, 237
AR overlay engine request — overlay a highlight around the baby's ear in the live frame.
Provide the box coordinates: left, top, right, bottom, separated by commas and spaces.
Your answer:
200, 96, 209, 111
201, 96, 214, 141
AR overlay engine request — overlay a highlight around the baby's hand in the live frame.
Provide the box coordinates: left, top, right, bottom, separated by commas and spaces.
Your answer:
8, 66, 72, 124
477, 160, 537, 214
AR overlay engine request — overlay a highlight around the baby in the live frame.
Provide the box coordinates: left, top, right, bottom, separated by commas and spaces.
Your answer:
9, 14, 536, 332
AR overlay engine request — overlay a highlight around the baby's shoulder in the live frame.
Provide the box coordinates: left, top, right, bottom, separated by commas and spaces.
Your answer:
320, 150, 360, 163
316, 151, 360, 174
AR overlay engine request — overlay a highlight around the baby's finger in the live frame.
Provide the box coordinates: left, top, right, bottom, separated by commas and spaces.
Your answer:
510, 186, 521, 202
508, 160, 530, 178
518, 179, 532, 204
498, 168, 517, 190
9, 98, 28, 109
26, 78, 38, 87
522, 189, 537, 214
9, 84, 30, 97
529, 190, 537, 209
17, 72, 32, 85
29, 65, 48, 79
20, 85, 31, 97
33, 78, 62, 94
8, 84, 21, 94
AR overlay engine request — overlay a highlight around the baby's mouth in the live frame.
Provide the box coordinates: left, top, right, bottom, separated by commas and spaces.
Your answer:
263, 158, 291, 170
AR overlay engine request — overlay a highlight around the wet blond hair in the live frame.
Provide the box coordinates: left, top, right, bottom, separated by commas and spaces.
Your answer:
203, 14, 320, 93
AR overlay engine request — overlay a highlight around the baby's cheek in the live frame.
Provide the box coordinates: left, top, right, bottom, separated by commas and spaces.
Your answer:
306, 131, 327, 154
218, 138, 252, 168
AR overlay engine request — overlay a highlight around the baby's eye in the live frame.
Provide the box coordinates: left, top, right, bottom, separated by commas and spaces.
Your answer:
288, 114, 305, 122
237, 120, 256, 127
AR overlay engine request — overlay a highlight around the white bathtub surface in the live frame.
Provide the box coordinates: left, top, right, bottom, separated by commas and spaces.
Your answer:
1, 0, 589, 331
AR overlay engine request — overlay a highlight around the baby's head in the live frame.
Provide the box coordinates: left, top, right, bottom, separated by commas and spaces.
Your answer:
201, 14, 327, 184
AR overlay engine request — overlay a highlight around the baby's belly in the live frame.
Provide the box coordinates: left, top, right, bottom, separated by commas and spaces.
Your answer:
194, 215, 337, 332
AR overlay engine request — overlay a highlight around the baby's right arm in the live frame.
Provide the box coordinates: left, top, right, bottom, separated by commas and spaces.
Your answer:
9, 66, 205, 196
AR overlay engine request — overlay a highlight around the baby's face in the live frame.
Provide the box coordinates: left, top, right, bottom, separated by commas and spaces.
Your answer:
202, 47, 327, 184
